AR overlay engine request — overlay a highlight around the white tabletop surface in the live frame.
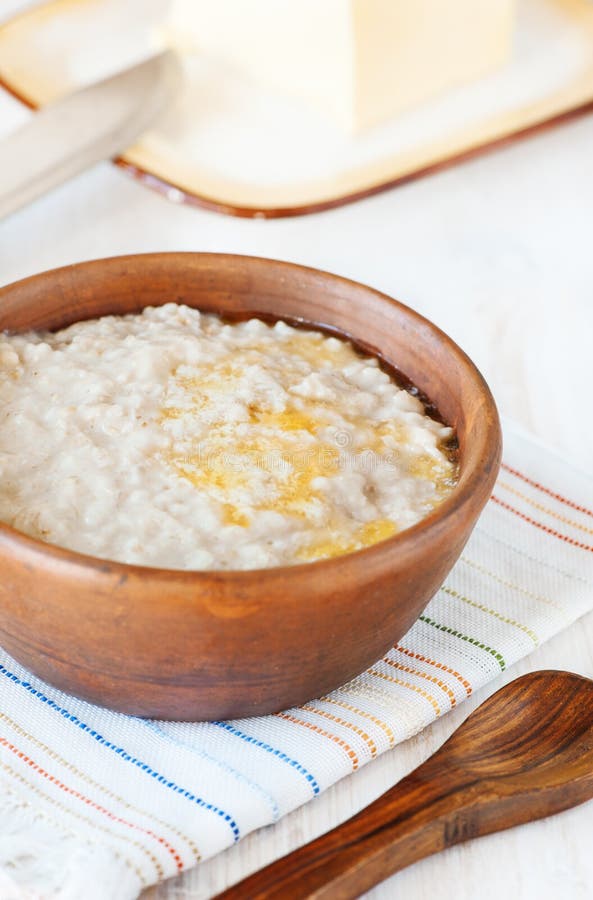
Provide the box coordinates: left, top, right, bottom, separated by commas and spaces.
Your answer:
1, 3, 593, 896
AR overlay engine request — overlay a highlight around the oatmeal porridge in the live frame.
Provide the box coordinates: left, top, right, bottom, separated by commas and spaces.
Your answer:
0, 304, 457, 569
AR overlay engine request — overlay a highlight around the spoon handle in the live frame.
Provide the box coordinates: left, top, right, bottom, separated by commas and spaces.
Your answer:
215, 757, 478, 900
214, 731, 593, 900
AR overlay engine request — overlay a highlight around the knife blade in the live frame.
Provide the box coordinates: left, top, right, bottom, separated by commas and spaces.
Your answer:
0, 50, 180, 220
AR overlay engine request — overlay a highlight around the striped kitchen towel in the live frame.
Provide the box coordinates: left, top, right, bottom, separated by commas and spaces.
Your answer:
0, 418, 592, 900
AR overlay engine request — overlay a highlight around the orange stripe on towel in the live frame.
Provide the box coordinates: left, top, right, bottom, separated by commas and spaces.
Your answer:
0, 736, 184, 873
1, 711, 201, 863
319, 697, 396, 749
274, 713, 359, 770
491, 496, 593, 553
0, 755, 147, 887
499, 482, 593, 536
382, 658, 457, 707
301, 705, 378, 757
367, 670, 441, 717
501, 463, 593, 517
394, 645, 472, 697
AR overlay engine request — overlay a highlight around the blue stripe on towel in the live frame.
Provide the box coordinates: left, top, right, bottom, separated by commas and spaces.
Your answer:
144, 720, 281, 822
0, 662, 241, 841
212, 720, 320, 796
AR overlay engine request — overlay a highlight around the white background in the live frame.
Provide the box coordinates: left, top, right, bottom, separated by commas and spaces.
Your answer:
1, 2, 593, 897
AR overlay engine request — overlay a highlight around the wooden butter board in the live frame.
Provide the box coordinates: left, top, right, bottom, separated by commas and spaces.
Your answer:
1, 0, 592, 219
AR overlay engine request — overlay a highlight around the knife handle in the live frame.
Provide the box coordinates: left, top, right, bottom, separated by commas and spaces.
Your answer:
0, 50, 179, 220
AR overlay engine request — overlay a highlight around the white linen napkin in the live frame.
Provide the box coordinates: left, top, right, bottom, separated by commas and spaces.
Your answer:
1, 418, 592, 900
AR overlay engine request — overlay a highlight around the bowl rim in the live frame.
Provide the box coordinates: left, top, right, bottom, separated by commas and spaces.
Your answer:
0, 251, 502, 583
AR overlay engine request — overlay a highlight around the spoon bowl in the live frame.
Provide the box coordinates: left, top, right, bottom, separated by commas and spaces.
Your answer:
442, 668, 593, 777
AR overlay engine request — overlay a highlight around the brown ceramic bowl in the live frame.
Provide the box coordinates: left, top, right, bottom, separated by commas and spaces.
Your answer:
0, 253, 501, 720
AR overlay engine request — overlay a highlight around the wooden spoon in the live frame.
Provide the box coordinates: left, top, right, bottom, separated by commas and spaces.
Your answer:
215, 670, 593, 899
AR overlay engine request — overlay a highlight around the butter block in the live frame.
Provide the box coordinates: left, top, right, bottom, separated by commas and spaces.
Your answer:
164, 0, 515, 132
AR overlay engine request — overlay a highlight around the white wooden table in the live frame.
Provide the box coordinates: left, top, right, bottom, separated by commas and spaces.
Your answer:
1, 4, 592, 894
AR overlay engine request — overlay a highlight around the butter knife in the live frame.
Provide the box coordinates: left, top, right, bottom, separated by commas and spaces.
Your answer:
0, 50, 180, 219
